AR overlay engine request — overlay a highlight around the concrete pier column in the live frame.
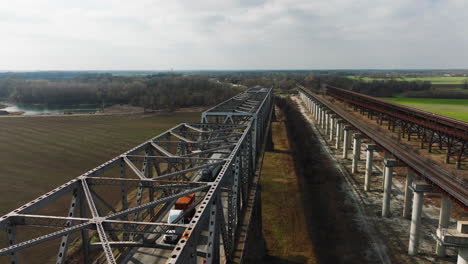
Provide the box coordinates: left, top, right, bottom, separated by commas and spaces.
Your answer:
409, 191, 423, 255
382, 159, 398, 217
314, 104, 317, 120
315, 104, 318, 120
403, 170, 415, 219
364, 144, 376, 191
324, 111, 329, 135
436, 196, 452, 257
320, 107, 325, 129
457, 222, 468, 264
319, 108, 323, 125
335, 121, 342, 149
316, 106, 320, 122
381, 152, 391, 190
438, 221, 468, 263
329, 116, 336, 141
408, 182, 434, 256
317, 107, 321, 124
342, 126, 351, 159
352, 134, 362, 173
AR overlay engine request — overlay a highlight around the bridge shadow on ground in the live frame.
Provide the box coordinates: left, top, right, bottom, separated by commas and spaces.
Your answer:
263, 255, 310, 264
270, 97, 378, 264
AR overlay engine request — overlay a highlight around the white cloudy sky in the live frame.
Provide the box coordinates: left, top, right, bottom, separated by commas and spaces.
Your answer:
0, 0, 467, 70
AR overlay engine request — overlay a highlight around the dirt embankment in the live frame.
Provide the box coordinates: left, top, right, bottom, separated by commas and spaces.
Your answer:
260, 97, 378, 263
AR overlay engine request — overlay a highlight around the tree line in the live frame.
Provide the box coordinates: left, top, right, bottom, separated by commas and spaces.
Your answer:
0, 74, 242, 110
214, 72, 437, 97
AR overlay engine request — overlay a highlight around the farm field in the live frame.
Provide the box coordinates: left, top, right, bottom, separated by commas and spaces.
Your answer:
0, 112, 200, 216
382, 97, 468, 122
348, 76, 468, 84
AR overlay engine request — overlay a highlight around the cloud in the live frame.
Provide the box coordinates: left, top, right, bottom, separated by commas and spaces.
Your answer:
0, 0, 466, 70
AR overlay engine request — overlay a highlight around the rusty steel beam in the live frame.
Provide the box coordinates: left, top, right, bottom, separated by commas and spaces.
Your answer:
324, 85, 468, 140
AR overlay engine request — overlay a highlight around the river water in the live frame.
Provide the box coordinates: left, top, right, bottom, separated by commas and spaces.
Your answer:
0, 103, 101, 115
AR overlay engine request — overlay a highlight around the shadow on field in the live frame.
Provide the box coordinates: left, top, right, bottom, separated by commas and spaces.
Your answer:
263, 255, 310, 264
274, 97, 373, 264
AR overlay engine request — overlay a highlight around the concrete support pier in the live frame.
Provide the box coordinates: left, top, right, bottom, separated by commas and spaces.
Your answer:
382, 159, 398, 217
381, 152, 392, 190
352, 134, 362, 173
436, 196, 452, 257
317, 106, 322, 125
315, 104, 319, 120
329, 115, 336, 141
457, 222, 468, 264
313, 103, 317, 119
439, 221, 468, 264
324, 111, 329, 134
408, 182, 435, 255
409, 192, 423, 255
321, 108, 326, 129
403, 170, 415, 219
364, 144, 376, 191
342, 126, 351, 159
314, 103, 318, 118
336, 121, 343, 149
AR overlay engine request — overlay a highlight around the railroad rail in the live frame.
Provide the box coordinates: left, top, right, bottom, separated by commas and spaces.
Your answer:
297, 85, 468, 208
323, 85, 468, 168
0, 87, 273, 264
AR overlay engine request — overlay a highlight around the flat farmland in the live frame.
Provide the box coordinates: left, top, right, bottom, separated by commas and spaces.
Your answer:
382, 97, 468, 122
0, 112, 200, 215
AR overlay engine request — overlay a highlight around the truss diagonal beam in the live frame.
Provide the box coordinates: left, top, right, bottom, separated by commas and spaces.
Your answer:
151, 161, 225, 180
150, 142, 174, 157
0, 222, 93, 256
123, 156, 146, 179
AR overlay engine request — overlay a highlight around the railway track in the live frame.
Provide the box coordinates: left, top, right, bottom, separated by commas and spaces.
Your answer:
298, 86, 468, 209
324, 85, 468, 140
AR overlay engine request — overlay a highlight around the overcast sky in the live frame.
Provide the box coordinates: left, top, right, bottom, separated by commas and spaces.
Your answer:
1, 0, 467, 70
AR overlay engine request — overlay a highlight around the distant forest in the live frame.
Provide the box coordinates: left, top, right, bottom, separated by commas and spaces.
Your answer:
0, 73, 242, 110
0, 71, 466, 109
214, 72, 468, 98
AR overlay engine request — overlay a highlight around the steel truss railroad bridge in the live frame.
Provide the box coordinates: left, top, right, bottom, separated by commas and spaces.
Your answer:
0, 87, 273, 264
325, 85, 468, 169
298, 84, 467, 207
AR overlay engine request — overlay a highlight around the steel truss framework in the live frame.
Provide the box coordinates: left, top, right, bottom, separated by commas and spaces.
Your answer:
297, 85, 468, 208
0, 87, 273, 264
324, 85, 468, 169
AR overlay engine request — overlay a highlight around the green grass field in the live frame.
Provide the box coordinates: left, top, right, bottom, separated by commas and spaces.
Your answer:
0, 112, 200, 215
348, 76, 468, 84
382, 97, 468, 121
